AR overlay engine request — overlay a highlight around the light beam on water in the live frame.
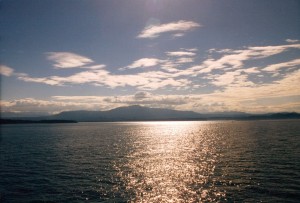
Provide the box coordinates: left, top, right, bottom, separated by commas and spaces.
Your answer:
114, 121, 225, 202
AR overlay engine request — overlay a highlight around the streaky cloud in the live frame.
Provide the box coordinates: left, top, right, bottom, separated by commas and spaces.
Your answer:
9, 42, 300, 114
137, 20, 201, 39
122, 58, 163, 70
262, 58, 300, 72
166, 51, 196, 57
286, 39, 299, 43
191, 43, 300, 75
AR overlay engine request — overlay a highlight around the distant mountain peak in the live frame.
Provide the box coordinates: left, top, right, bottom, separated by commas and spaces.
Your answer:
47, 105, 203, 122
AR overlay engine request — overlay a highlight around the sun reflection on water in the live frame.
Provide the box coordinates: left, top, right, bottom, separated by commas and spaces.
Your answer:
115, 121, 225, 202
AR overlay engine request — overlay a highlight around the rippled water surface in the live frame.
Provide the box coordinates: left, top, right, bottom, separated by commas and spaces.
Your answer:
1, 120, 300, 202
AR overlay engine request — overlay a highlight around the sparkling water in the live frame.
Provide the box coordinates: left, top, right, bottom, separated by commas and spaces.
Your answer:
1, 120, 299, 202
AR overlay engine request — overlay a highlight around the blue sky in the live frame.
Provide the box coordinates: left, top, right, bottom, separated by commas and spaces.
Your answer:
1, 0, 300, 114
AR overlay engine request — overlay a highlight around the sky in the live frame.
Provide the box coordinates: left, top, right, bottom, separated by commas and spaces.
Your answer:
1, 0, 300, 115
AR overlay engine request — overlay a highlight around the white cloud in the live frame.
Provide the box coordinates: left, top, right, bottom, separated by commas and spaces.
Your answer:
3, 69, 300, 114
0, 97, 110, 114
137, 20, 201, 39
166, 51, 196, 57
172, 33, 185, 38
46, 52, 94, 68
211, 71, 255, 87
7, 42, 300, 114
82, 64, 106, 69
181, 48, 198, 52
286, 39, 299, 43
262, 58, 300, 72
0, 65, 14, 76
159, 61, 181, 72
18, 75, 63, 86
14, 44, 300, 93
242, 67, 261, 74
211, 71, 241, 86
189, 43, 300, 75
194, 69, 300, 113
17, 69, 109, 86
208, 48, 235, 54
176, 57, 194, 64
122, 58, 162, 70
52, 96, 105, 102
247, 44, 300, 58
2, 67, 300, 114
17, 68, 191, 91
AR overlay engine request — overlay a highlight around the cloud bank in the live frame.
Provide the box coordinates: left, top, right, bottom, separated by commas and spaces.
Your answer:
2, 42, 300, 114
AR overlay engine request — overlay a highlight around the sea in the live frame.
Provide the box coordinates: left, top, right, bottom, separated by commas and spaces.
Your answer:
0, 120, 299, 202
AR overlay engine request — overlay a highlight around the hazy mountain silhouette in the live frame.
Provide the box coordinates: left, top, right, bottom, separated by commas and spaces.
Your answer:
2, 105, 300, 122
46, 105, 300, 122
50, 105, 204, 122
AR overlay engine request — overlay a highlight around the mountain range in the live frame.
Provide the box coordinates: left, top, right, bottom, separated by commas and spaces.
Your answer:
1, 105, 300, 123
48, 105, 203, 122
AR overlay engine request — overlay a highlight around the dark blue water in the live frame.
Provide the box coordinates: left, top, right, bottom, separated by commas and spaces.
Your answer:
1, 120, 300, 202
